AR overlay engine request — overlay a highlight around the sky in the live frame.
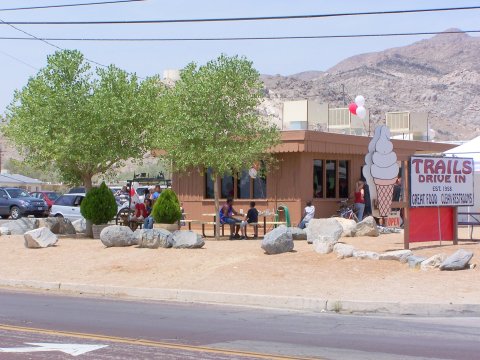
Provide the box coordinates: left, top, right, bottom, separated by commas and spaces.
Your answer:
1, 0, 480, 113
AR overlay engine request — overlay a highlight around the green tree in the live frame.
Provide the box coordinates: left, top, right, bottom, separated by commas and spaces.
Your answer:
3, 49, 162, 235
151, 189, 182, 224
80, 182, 117, 225
155, 54, 280, 238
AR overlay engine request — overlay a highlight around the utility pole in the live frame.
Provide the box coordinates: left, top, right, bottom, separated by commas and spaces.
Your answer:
341, 84, 346, 106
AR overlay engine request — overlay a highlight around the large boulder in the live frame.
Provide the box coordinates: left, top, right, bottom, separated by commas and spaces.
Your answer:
3, 218, 39, 235
72, 218, 87, 233
99, 225, 135, 247
355, 216, 379, 237
261, 226, 294, 255
333, 243, 355, 259
353, 250, 379, 260
24, 227, 58, 248
439, 249, 474, 271
289, 227, 307, 240
379, 250, 413, 262
313, 236, 336, 254
306, 218, 343, 244
334, 217, 357, 237
421, 254, 447, 271
172, 230, 205, 249
38, 217, 76, 235
138, 229, 174, 249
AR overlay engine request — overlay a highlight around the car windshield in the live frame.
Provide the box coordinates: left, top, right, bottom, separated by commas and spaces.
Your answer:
7, 189, 30, 198
47, 192, 60, 200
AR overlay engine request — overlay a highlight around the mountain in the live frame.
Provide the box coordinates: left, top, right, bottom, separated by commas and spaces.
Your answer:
260, 29, 480, 140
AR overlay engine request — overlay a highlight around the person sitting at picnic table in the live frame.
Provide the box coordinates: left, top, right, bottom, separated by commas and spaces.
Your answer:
298, 200, 315, 229
152, 185, 162, 201
240, 201, 259, 239
219, 197, 242, 239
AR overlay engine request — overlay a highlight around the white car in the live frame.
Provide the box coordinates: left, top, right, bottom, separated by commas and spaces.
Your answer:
50, 193, 85, 220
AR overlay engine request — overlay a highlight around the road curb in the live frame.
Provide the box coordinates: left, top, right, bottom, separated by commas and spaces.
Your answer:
1, 278, 479, 316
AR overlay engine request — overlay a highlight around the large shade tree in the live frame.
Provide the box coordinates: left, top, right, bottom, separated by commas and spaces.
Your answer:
3, 49, 161, 234
156, 54, 280, 238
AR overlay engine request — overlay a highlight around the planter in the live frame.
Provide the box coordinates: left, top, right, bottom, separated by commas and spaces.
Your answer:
153, 222, 179, 232
92, 224, 110, 239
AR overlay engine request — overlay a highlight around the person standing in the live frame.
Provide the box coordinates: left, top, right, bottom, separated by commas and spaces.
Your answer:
354, 180, 366, 221
298, 201, 315, 229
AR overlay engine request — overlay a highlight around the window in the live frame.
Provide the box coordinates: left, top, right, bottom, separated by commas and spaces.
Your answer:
339, 160, 349, 198
237, 170, 250, 199
253, 177, 267, 199
313, 160, 323, 198
221, 175, 234, 199
0, 189, 7, 199
205, 168, 214, 199
313, 160, 350, 199
55, 195, 76, 206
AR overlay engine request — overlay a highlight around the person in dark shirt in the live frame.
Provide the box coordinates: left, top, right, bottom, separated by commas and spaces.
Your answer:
240, 201, 259, 239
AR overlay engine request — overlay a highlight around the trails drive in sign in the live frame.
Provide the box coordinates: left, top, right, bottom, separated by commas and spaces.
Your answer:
410, 156, 474, 207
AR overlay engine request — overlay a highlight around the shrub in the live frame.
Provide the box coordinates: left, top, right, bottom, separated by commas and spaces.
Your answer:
151, 189, 182, 224
80, 182, 117, 225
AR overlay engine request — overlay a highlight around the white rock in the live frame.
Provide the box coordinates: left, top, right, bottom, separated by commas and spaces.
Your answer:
172, 230, 205, 249
334, 218, 357, 237
333, 243, 355, 259
313, 236, 336, 254
306, 218, 343, 244
38, 217, 76, 235
100, 225, 135, 247
0, 226, 11, 235
353, 250, 379, 260
24, 227, 58, 248
261, 226, 293, 254
355, 216, 379, 237
379, 250, 413, 262
138, 229, 174, 249
440, 249, 474, 271
3, 218, 39, 235
72, 218, 87, 233
421, 254, 447, 271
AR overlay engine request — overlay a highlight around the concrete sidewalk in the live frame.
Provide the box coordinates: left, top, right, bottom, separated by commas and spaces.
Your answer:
1, 228, 479, 316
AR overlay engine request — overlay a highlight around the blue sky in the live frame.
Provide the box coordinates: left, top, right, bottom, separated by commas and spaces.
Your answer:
1, 0, 479, 112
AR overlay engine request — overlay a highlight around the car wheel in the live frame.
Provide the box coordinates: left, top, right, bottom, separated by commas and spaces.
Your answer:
0, 215, 9, 219
10, 206, 21, 220
54, 214, 64, 218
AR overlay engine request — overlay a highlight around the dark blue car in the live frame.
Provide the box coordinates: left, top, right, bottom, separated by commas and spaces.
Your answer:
0, 187, 49, 220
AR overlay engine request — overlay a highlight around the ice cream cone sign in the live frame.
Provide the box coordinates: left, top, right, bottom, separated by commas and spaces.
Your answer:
363, 126, 399, 218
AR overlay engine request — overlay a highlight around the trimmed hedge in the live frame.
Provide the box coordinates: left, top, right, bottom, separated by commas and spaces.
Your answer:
151, 189, 182, 224
80, 181, 117, 225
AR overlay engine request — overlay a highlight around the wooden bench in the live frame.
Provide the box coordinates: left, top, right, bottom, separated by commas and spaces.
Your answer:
201, 221, 225, 237
181, 219, 201, 231
458, 212, 480, 239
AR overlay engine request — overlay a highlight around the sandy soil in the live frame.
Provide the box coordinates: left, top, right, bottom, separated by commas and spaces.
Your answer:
1, 228, 479, 304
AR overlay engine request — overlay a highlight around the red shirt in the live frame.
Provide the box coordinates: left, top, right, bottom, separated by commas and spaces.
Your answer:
135, 203, 149, 218
354, 191, 365, 204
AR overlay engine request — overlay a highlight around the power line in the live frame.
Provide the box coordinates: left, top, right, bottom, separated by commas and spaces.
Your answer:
0, 29, 477, 41
0, 49, 38, 70
0, 0, 145, 12
0, 18, 108, 68
1, 5, 479, 25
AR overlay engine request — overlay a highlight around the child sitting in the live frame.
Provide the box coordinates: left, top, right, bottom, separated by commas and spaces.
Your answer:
240, 201, 259, 239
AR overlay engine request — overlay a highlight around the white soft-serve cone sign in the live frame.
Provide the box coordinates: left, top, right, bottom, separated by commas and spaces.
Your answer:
363, 126, 399, 217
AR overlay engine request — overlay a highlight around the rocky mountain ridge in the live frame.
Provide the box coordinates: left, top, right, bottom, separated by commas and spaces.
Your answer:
260, 29, 480, 140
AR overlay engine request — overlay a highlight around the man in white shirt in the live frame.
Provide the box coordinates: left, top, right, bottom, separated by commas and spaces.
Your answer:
298, 201, 315, 229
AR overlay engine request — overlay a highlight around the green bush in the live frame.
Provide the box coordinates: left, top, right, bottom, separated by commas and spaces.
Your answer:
151, 189, 182, 224
80, 182, 117, 225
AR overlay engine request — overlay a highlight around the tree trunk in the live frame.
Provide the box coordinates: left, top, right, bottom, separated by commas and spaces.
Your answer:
213, 174, 220, 240
84, 176, 94, 238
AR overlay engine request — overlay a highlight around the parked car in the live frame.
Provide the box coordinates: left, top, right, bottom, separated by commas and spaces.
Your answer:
30, 191, 61, 209
68, 187, 86, 194
50, 193, 85, 220
0, 187, 49, 220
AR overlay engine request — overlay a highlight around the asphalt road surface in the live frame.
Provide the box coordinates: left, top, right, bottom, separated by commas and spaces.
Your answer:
0, 290, 479, 359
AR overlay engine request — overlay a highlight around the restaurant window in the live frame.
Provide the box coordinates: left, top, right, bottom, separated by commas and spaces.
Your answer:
339, 160, 349, 198
205, 168, 214, 199
221, 174, 234, 199
237, 170, 250, 199
313, 160, 323, 198
313, 160, 350, 199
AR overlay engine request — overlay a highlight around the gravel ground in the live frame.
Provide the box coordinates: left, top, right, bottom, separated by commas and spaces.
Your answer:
1, 227, 479, 304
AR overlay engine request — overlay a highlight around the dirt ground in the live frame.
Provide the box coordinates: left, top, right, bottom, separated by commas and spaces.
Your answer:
1, 227, 479, 304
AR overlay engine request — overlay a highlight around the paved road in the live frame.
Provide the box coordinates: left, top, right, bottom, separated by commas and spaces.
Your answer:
0, 290, 479, 359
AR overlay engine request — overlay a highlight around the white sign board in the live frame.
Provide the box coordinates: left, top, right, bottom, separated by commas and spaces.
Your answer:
410, 156, 474, 207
